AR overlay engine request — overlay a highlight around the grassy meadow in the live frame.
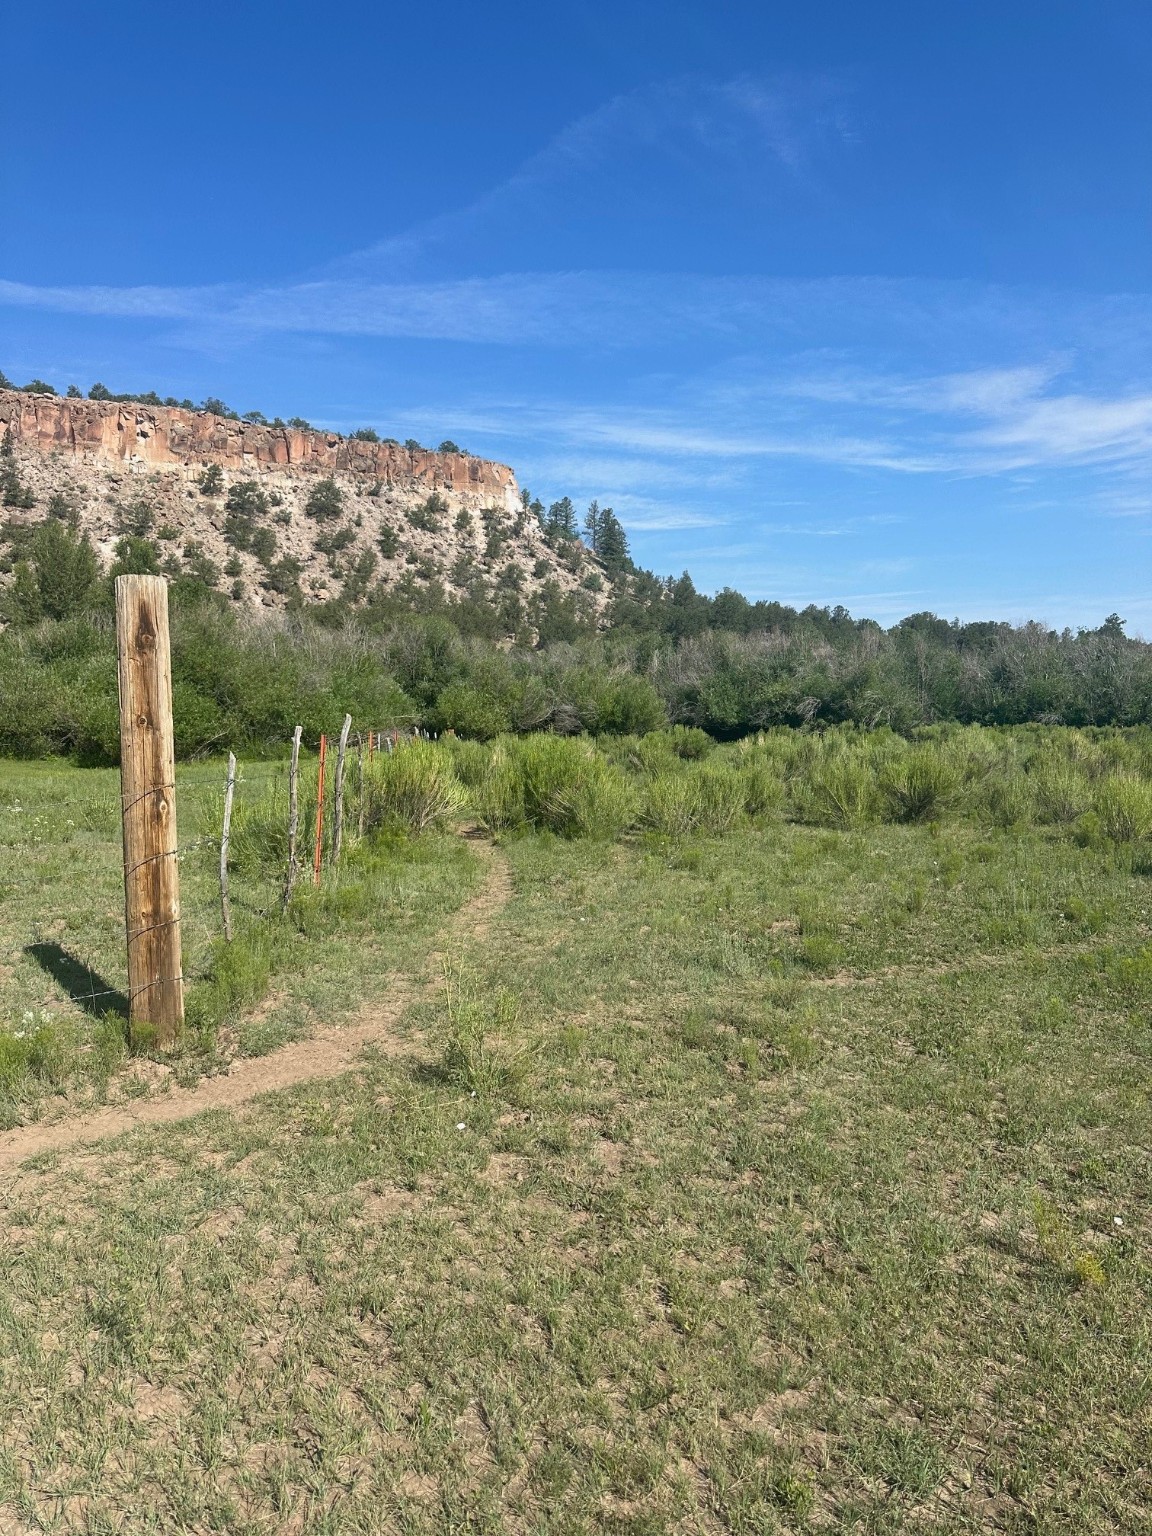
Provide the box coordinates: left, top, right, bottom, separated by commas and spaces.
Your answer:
0, 725, 1149, 1532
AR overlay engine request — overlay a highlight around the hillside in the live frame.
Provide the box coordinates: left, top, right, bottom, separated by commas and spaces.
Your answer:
0, 389, 601, 622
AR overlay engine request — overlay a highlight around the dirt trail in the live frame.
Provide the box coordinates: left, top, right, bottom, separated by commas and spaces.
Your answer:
0, 834, 511, 1173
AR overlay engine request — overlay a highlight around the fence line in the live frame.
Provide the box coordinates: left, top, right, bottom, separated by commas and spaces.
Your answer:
312, 734, 328, 887
34, 719, 445, 1027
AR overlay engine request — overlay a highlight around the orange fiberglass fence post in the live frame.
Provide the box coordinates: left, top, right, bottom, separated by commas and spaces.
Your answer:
312, 733, 328, 887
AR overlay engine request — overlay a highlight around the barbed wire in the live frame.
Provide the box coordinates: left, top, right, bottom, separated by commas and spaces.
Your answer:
11, 722, 427, 1019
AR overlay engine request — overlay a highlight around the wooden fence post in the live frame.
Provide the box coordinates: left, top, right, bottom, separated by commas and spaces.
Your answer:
357, 732, 365, 838
332, 713, 352, 863
220, 751, 236, 942
114, 574, 184, 1045
284, 724, 302, 907
312, 734, 328, 887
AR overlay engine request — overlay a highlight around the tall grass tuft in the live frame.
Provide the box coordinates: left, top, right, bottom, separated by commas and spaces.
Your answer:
664, 725, 715, 760
204, 772, 292, 874
1031, 759, 1093, 824
476, 735, 634, 838
362, 741, 466, 834
881, 746, 961, 822
738, 760, 784, 821
802, 750, 879, 827
437, 975, 528, 1101
1094, 773, 1152, 843
640, 763, 746, 835
441, 736, 492, 789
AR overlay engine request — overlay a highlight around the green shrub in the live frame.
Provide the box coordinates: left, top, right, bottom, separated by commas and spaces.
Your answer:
665, 725, 714, 759
981, 768, 1031, 828
476, 735, 633, 839
406, 493, 447, 532
433, 683, 511, 740
1094, 773, 1152, 843
203, 771, 291, 875
881, 747, 961, 822
634, 733, 682, 776
641, 762, 745, 835
1031, 761, 1092, 824
442, 736, 494, 788
739, 760, 784, 820
305, 478, 345, 521
801, 750, 879, 826
362, 741, 466, 834
639, 772, 701, 837
473, 746, 523, 833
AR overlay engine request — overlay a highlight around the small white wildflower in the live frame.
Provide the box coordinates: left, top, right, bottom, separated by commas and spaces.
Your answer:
21, 1011, 34, 1024
456, 1122, 467, 1132
12, 1032, 25, 1041
1114, 1216, 1124, 1227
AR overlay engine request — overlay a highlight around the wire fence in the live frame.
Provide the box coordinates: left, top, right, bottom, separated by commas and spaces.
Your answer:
10, 720, 438, 1023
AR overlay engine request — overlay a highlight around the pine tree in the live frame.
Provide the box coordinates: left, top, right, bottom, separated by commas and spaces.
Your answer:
595, 507, 631, 574
583, 500, 603, 551
544, 496, 578, 542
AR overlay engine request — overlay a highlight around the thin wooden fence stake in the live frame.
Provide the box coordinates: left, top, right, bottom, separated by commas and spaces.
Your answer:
312, 734, 328, 887
368, 730, 375, 762
357, 732, 366, 838
114, 574, 184, 1046
220, 751, 236, 942
332, 713, 353, 863
284, 724, 302, 907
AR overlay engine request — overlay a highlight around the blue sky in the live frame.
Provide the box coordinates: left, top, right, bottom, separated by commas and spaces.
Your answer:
2, 0, 1149, 627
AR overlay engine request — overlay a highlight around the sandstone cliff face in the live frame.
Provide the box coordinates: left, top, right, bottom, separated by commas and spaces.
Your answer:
0, 390, 597, 621
0, 390, 520, 506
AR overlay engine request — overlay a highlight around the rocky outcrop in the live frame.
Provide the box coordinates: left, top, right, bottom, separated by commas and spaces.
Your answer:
0, 389, 518, 507
0, 389, 600, 623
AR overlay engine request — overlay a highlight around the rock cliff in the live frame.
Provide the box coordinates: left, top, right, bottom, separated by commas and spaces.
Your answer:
0, 390, 598, 622
0, 390, 520, 506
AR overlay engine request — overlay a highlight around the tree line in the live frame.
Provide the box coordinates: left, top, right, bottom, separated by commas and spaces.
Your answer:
2, 378, 1150, 755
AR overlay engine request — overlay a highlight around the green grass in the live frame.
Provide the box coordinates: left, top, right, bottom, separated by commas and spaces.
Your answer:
0, 758, 481, 1123
0, 740, 1150, 1532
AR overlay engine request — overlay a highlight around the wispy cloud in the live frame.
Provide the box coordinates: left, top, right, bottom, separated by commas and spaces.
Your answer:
7, 263, 1148, 482
0, 278, 215, 320
331, 73, 853, 280
2, 70, 1150, 625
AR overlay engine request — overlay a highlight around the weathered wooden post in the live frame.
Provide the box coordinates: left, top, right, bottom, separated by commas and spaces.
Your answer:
220, 751, 236, 942
332, 713, 352, 863
356, 732, 366, 838
312, 734, 328, 887
284, 724, 303, 907
115, 574, 184, 1045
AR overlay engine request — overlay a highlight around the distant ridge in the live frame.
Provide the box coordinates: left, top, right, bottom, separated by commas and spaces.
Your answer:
0, 388, 519, 503
0, 388, 602, 623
